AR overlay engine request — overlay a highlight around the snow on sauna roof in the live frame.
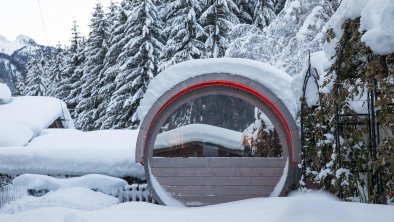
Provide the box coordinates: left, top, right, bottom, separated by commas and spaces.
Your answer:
137, 58, 296, 122
154, 124, 243, 150
0, 129, 144, 177
0, 96, 74, 146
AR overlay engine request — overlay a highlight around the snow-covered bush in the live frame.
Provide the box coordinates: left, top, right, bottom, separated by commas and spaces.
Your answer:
297, 0, 394, 203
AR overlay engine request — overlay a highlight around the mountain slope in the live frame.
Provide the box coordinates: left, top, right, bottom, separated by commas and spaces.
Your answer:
0, 35, 54, 93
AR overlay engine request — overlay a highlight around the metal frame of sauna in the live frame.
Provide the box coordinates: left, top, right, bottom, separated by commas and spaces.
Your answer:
136, 73, 301, 206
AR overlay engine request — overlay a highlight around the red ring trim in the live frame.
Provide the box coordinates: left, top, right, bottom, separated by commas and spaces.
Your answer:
144, 80, 296, 164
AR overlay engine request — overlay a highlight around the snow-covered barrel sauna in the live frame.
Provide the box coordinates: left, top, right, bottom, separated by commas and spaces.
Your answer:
135, 58, 301, 206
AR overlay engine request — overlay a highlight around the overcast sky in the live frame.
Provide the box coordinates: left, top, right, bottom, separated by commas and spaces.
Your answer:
0, 0, 118, 46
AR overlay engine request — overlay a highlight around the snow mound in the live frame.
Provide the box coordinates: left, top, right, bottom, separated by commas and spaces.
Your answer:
0, 123, 33, 146
12, 174, 128, 196
0, 129, 144, 177
360, 0, 394, 55
0, 83, 11, 104
155, 124, 243, 150
327, 0, 394, 55
1, 192, 394, 222
0, 96, 74, 138
0, 187, 118, 214
137, 58, 296, 122
292, 0, 394, 112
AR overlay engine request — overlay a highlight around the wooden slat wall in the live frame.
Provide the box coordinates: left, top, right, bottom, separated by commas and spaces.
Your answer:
151, 157, 286, 168
152, 167, 283, 177
150, 157, 286, 206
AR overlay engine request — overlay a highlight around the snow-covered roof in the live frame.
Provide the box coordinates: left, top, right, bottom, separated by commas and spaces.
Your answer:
154, 124, 243, 150
0, 96, 74, 146
0, 129, 143, 178
137, 58, 296, 122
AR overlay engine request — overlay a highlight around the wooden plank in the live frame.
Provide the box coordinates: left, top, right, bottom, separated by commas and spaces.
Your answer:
150, 157, 286, 168
151, 167, 284, 177
175, 195, 260, 206
157, 176, 280, 186
163, 185, 274, 196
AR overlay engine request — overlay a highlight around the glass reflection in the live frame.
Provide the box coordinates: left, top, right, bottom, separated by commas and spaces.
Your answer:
153, 95, 282, 158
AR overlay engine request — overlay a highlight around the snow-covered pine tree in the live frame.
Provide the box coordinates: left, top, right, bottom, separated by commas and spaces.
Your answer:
107, 0, 163, 129
57, 21, 86, 119
253, 0, 276, 30
200, 0, 239, 58
46, 44, 64, 97
159, 0, 207, 71
95, 1, 131, 130
75, 3, 108, 130
93, 1, 123, 129
272, 0, 286, 14
23, 54, 48, 96
235, 0, 254, 24
157, 0, 172, 22
69, 21, 81, 53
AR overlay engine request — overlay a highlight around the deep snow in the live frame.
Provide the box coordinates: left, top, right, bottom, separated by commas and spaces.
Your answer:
137, 58, 296, 123
0, 96, 74, 140
0, 129, 144, 178
0, 187, 118, 214
0, 192, 393, 222
12, 174, 128, 197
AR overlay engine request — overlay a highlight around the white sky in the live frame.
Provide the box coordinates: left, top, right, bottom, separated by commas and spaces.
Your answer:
0, 0, 118, 46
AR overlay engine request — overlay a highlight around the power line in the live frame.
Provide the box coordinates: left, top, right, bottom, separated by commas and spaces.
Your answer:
37, 0, 49, 45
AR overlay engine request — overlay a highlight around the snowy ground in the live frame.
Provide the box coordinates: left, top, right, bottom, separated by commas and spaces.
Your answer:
0, 191, 393, 222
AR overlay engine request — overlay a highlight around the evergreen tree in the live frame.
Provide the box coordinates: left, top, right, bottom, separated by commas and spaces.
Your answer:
253, 0, 276, 30
272, 0, 286, 14
75, 3, 108, 130
46, 44, 64, 97
235, 0, 254, 24
57, 22, 86, 119
96, 1, 131, 129
70, 21, 81, 53
23, 54, 48, 96
106, 0, 163, 129
88, 1, 121, 130
200, 0, 239, 58
159, 0, 207, 71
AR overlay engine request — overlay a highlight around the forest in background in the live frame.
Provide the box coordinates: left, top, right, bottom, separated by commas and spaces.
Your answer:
20, 0, 286, 131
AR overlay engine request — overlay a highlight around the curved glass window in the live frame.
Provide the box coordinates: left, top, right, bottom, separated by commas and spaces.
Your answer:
153, 94, 283, 158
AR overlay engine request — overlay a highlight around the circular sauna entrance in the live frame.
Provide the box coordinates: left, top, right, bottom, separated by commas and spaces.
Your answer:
136, 60, 300, 207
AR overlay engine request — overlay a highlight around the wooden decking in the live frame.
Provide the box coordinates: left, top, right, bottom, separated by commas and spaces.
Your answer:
150, 157, 286, 206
